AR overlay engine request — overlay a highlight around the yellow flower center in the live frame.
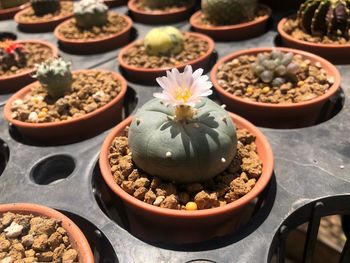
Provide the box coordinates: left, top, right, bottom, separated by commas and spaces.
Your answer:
175, 87, 191, 102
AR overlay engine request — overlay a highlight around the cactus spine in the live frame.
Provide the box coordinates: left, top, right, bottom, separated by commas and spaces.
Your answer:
30, 0, 60, 16
74, 0, 108, 29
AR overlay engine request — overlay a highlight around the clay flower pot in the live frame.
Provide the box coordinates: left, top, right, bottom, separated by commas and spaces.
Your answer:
99, 113, 274, 244
211, 47, 341, 129
0, 203, 94, 263
128, 0, 195, 24
54, 13, 133, 54
278, 16, 350, 64
0, 3, 29, 20
14, 1, 74, 32
118, 32, 215, 83
0, 40, 58, 94
4, 70, 127, 144
190, 4, 271, 41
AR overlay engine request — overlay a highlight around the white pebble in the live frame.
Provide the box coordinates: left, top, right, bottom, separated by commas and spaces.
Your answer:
221, 157, 226, 163
153, 196, 165, 206
92, 91, 106, 102
4, 221, 23, 238
28, 112, 38, 122
11, 99, 23, 109
1, 257, 13, 263
165, 151, 172, 158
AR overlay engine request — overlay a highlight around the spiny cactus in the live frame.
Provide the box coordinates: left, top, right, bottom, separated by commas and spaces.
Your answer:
143, 0, 178, 9
251, 51, 299, 87
202, 0, 257, 25
74, 0, 108, 29
30, 0, 60, 16
144, 27, 184, 56
297, 0, 350, 40
33, 57, 73, 99
0, 0, 28, 9
128, 98, 237, 183
0, 41, 27, 71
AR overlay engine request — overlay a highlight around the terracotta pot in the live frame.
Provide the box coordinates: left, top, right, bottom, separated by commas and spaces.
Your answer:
278, 16, 350, 64
211, 47, 341, 129
0, 203, 94, 263
0, 3, 29, 20
14, 1, 73, 32
105, 0, 127, 7
190, 5, 271, 41
3, 70, 127, 144
118, 32, 215, 84
128, 0, 195, 24
0, 40, 58, 94
99, 113, 274, 244
54, 13, 133, 54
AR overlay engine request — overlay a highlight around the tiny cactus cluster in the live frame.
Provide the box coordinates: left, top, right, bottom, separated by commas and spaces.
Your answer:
297, 0, 350, 40
74, 0, 108, 29
143, 0, 178, 9
0, 0, 28, 9
33, 57, 73, 99
30, 0, 60, 16
201, 0, 257, 25
144, 26, 184, 56
251, 50, 299, 87
0, 41, 27, 71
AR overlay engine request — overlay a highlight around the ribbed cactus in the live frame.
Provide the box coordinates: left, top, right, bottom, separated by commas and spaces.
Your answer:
297, 0, 350, 39
143, 0, 178, 9
30, 0, 60, 16
74, 0, 108, 29
128, 98, 237, 183
0, 0, 28, 9
0, 41, 27, 71
33, 58, 73, 99
144, 27, 184, 56
251, 51, 299, 87
202, 0, 257, 25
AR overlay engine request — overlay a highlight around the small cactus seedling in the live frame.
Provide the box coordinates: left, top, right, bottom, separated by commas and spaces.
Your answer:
143, 0, 178, 9
0, 40, 27, 71
250, 50, 299, 87
33, 57, 73, 99
74, 0, 108, 29
144, 27, 184, 56
30, 0, 60, 16
298, 0, 350, 40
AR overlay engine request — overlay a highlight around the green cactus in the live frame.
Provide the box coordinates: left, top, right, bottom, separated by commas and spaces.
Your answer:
128, 98, 237, 184
144, 27, 184, 56
297, 0, 350, 39
143, 0, 178, 9
0, 41, 27, 71
74, 0, 108, 29
30, 0, 60, 16
202, 0, 257, 25
0, 0, 28, 9
33, 58, 73, 99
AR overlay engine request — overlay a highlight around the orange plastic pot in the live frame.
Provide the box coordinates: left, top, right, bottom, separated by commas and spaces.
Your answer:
4, 70, 127, 144
211, 47, 341, 129
278, 16, 350, 64
0, 203, 94, 263
0, 40, 58, 94
190, 5, 271, 41
0, 3, 28, 20
128, 0, 195, 24
118, 32, 215, 84
99, 113, 274, 244
54, 13, 133, 54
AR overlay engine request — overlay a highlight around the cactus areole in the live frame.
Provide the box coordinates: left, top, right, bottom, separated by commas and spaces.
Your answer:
128, 66, 237, 183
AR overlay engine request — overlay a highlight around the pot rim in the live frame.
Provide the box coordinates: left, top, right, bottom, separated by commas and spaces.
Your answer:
210, 47, 341, 110
99, 112, 274, 218
128, 0, 195, 16
0, 3, 29, 16
3, 69, 127, 129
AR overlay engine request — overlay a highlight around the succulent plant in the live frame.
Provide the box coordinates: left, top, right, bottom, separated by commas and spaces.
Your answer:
74, 0, 108, 29
297, 0, 350, 40
144, 27, 184, 56
33, 57, 73, 99
250, 51, 300, 87
0, 0, 28, 9
143, 0, 178, 9
0, 41, 27, 71
30, 0, 60, 16
202, 0, 257, 25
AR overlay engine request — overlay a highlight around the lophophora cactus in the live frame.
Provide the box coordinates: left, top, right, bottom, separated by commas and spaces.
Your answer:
298, 0, 350, 40
0, 0, 28, 9
143, 0, 178, 9
251, 50, 299, 87
74, 0, 108, 29
0, 41, 27, 71
30, 0, 61, 16
202, 0, 257, 25
144, 27, 184, 56
33, 57, 73, 99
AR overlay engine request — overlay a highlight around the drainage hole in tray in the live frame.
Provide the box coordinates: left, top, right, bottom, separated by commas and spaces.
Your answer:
0, 140, 9, 176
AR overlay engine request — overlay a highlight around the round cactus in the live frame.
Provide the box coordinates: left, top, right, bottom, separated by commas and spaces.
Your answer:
297, 0, 350, 39
74, 0, 108, 29
128, 98, 237, 184
143, 0, 178, 9
30, 0, 61, 16
202, 0, 257, 25
0, 41, 27, 71
144, 27, 184, 56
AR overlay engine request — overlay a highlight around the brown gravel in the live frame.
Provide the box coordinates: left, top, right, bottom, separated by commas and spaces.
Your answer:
0, 212, 78, 262
16, 2, 73, 23
11, 71, 121, 123
135, 0, 190, 11
216, 53, 334, 104
122, 35, 209, 69
0, 42, 53, 78
283, 18, 350, 45
58, 12, 128, 40
108, 127, 262, 210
